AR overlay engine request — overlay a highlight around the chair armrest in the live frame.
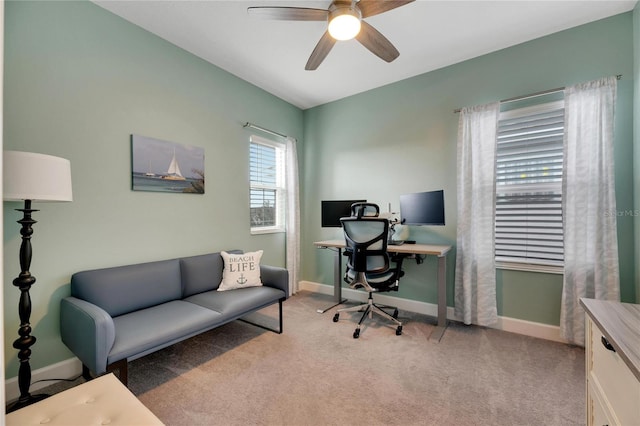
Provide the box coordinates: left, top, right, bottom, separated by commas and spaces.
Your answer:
60, 297, 116, 375
260, 265, 289, 298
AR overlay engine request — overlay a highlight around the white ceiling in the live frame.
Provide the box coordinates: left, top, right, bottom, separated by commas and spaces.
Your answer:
94, 0, 636, 110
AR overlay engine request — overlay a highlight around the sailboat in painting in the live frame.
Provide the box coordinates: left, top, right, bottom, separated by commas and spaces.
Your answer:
145, 159, 156, 177
163, 148, 186, 181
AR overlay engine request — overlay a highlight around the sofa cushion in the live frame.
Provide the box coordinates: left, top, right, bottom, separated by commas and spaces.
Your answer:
184, 286, 284, 322
109, 300, 222, 364
180, 253, 224, 296
71, 260, 182, 317
180, 250, 243, 297
218, 250, 263, 291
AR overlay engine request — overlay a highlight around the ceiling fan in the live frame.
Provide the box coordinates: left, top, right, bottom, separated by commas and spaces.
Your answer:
247, 0, 415, 70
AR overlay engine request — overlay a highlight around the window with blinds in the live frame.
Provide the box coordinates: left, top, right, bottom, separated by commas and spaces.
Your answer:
249, 135, 285, 233
495, 100, 564, 271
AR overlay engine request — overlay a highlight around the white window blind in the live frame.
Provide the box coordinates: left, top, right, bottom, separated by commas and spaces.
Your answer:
250, 135, 285, 233
495, 100, 564, 270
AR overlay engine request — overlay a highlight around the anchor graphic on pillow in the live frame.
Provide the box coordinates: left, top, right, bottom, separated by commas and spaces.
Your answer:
236, 274, 248, 286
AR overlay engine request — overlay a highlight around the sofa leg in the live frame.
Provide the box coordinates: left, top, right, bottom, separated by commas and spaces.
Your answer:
240, 298, 284, 334
107, 359, 129, 386
278, 298, 283, 334
82, 364, 93, 381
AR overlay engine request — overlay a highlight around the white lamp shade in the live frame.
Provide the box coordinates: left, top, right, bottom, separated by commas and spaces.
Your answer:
3, 151, 73, 202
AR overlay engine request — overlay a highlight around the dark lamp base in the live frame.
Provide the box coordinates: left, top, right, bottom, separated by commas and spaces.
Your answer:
6, 392, 49, 413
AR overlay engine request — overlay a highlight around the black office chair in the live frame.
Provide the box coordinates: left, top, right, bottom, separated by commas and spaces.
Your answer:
333, 215, 405, 338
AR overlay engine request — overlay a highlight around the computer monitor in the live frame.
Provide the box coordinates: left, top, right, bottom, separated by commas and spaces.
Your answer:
399, 190, 445, 226
321, 199, 366, 227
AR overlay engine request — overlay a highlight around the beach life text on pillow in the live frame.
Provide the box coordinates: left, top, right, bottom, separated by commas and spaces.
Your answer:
218, 250, 263, 291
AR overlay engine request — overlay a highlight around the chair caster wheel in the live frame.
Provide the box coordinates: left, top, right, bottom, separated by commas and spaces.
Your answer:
396, 325, 403, 336
353, 329, 360, 339
393, 309, 399, 319
333, 313, 339, 322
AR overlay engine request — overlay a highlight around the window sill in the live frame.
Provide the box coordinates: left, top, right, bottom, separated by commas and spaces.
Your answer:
496, 261, 563, 275
250, 227, 285, 235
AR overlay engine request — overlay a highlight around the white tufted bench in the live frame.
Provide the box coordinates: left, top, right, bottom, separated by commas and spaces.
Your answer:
6, 373, 164, 425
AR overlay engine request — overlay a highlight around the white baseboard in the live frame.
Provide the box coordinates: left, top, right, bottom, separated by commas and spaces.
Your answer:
5, 357, 82, 403
299, 280, 568, 344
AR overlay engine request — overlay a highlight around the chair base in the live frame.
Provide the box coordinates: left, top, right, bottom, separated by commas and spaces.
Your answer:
333, 293, 403, 338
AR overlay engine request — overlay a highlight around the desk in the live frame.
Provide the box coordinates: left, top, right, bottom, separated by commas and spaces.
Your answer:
314, 239, 452, 341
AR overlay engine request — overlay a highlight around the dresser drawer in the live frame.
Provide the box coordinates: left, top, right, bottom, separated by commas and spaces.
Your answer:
588, 379, 614, 426
590, 320, 640, 425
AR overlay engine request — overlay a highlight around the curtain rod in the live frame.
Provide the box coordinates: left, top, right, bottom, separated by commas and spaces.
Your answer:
243, 122, 287, 139
453, 74, 622, 113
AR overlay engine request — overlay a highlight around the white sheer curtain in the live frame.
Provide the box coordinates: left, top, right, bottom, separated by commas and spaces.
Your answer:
561, 76, 620, 345
285, 136, 300, 295
454, 102, 500, 326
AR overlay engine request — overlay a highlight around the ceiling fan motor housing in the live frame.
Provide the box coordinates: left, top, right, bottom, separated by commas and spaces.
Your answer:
328, 3, 362, 40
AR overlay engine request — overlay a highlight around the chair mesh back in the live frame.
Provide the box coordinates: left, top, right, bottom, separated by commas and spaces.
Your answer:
341, 218, 390, 274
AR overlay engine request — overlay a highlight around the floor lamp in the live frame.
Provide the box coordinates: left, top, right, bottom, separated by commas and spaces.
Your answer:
3, 151, 72, 412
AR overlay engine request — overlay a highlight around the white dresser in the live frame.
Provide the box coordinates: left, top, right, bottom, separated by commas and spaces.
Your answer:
580, 298, 640, 426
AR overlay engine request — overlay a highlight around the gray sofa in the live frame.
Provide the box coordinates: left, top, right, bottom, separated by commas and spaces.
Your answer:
60, 251, 288, 385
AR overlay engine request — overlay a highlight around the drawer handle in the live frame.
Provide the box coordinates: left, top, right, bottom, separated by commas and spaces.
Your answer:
601, 336, 615, 352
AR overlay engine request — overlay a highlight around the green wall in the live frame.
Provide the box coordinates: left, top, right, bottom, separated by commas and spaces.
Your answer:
634, 3, 640, 303
302, 12, 636, 325
3, 1, 303, 377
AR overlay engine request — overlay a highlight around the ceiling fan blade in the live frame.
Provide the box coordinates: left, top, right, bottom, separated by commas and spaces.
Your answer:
247, 7, 328, 21
357, 0, 415, 19
356, 21, 399, 63
305, 31, 337, 70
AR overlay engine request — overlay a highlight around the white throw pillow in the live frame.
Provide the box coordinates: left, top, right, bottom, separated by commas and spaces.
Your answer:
218, 250, 263, 291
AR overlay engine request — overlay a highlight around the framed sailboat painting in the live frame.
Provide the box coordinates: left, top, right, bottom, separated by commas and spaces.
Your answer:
131, 134, 205, 194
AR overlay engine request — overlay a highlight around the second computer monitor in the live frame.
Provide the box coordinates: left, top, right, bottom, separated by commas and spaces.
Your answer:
399, 190, 445, 226
321, 199, 366, 227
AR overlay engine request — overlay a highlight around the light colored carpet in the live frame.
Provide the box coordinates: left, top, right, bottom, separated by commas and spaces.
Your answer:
39, 290, 585, 425
122, 290, 585, 426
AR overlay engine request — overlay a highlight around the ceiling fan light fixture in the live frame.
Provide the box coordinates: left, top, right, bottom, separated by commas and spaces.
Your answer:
328, 6, 361, 41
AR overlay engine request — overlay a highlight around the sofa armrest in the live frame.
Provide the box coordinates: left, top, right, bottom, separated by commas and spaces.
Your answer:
260, 265, 289, 298
60, 297, 116, 375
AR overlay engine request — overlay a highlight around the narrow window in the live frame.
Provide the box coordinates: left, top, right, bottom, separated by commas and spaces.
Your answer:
495, 100, 564, 272
249, 135, 285, 234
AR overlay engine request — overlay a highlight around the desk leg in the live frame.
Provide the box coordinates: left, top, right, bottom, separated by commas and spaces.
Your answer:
429, 254, 448, 341
317, 247, 347, 314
